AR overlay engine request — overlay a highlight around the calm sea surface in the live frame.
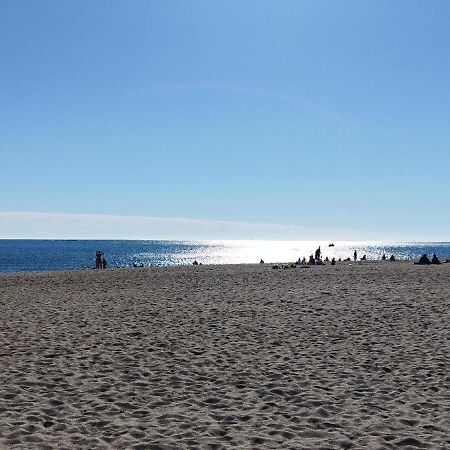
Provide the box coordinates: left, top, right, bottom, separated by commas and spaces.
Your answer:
0, 240, 449, 273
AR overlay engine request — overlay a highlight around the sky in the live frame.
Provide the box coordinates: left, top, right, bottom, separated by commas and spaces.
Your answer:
1, 0, 449, 240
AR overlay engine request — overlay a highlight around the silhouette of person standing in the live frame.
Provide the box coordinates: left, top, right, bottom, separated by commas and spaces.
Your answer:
353, 250, 357, 261
315, 246, 321, 260
95, 251, 102, 269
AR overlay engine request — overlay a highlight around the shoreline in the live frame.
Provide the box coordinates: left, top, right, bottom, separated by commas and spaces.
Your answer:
0, 258, 448, 277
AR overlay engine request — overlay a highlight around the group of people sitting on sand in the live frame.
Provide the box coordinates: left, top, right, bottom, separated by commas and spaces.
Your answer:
291, 249, 446, 267
95, 251, 107, 269
272, 246, 403, 268
303, 247, 374, 266
414, 253, 446, 265
295, 247, 337, 266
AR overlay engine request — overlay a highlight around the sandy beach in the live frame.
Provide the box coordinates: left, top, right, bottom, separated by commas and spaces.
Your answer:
1, 262, 449, 449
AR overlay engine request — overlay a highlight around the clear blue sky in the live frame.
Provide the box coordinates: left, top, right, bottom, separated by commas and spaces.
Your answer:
1, 1, 449, 239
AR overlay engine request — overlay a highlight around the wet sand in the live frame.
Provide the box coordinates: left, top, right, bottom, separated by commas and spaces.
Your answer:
1, 262, 449, 449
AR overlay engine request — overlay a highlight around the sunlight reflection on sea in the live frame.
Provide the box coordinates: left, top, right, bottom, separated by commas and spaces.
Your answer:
0, 240, 449, 272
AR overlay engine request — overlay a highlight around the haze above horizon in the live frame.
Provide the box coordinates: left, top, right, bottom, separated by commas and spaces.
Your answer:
1, 1, 449, 240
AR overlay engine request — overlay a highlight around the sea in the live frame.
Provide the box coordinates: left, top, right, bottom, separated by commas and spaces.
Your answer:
0, 240, 449, 273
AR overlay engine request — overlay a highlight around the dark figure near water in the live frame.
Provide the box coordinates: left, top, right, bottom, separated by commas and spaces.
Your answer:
389, 255, 396, 261
308, 255, 316, 265
415, 254, 431, 265
102, 257, 107, 269
315, 246, 321, 260
431, 254, 442, 265
260, 259, 264, 264
361, 254, 367, 261
193, 260, 199, 265
353, 250, 357, 261
381, 254, 387, 260
331, 257, 336, 265
95, 251, 104, 269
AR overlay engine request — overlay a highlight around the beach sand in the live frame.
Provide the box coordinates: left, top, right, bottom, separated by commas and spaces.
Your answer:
1, 262, 449, 449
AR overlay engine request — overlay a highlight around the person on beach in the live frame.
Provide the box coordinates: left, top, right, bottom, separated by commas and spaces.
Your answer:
381, 254, 387, 260
331, 257, 336, 265
95, 251, 103, 269
102, 257, 107, 269
431, 254, 442, 264
308, 255, 315, 265
315, 246, 321, 260
415, 254, 431, 265
353, 250, 357, 261
390, 255, 396, 261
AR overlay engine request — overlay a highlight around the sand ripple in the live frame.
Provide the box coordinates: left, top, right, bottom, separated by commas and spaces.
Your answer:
1, 263, 449, 448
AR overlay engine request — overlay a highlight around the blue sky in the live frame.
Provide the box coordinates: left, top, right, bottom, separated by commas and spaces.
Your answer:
1, 1, 449, 239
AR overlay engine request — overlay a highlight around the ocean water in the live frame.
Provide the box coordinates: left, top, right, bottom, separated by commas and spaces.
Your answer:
0, 240, 449, 273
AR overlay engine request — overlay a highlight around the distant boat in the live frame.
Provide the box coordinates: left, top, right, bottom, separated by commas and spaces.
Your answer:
329, 243, 335, 247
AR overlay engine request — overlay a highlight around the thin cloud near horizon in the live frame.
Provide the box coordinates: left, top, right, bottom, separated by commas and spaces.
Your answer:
0, 211, 388, 241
